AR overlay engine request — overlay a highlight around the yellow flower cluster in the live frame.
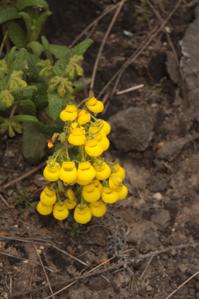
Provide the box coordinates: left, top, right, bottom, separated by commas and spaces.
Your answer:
36, 96, 128, 224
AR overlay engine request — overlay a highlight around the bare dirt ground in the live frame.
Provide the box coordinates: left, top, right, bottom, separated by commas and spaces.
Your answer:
0, 0, 199, 298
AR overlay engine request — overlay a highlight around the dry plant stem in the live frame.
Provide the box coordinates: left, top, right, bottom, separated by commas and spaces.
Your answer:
116, 84, 144, 95
0, 250, 54, 272
0, 192, 11, 208
43, 281, 77, 299
139, 255, 154, 281
147, 0, 179, 64
0, 235, 88, 267
0, 30, 8, 57
89, 0, 126, 93
10, 242, 199, 298
70, 4, 117, 47
51, 245, 88, 267
165, 270, 199, 299
98, 0, 183, 98
1, 162, 45, 190
33, 244, 55, 299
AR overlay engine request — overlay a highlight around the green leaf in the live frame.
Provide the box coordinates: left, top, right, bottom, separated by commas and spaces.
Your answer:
32, 82, 48, 109
17, 99, 36, 115
28, 41, 44, 56
22, 123, 46, 164
7, 22, 27, 48
36, 121, 62, 135
0, 7, 19, 24
13, 114, 38, 123
71, 39, 93, 56
10, 48, 29, 70
53, 56, 71, 76
53, 39, 93, 76
16, 0, 49, 10
5, 46, 17, 66
49, 44, 71, 59
48, 93, 64, 120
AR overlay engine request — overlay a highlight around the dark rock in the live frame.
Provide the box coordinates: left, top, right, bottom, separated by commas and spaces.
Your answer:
166, 51, 180, 84
156, 136, 191, 161
181, 5, 199, 92
180, 5, 199, 123
151, 209, 171, 228
109, 107, 153, 152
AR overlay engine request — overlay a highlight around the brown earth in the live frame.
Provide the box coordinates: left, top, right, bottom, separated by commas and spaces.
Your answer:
0, 1, 199, 298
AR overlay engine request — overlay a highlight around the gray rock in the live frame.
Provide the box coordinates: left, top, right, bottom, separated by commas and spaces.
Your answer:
180, 5, 199, 122
151, 209, 171, 228
156, 137, 189, 161
109, 107, 153, 152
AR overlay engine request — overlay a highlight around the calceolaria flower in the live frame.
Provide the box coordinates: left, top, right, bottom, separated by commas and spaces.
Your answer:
85, 97, 104, 113
36, 95, 128, 224
59, 104, 78, 122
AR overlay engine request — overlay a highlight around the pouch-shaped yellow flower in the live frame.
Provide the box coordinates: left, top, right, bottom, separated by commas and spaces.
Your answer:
82, 182, 101, 203
59, 161, 77, 184
95, 133, 110, 151
77, 109, 91, 125
109, 174, 122, 190
40, 186, 56, 206
36, 201, 53, 215
77, 161, 96, 185
101, 187, 119, 204
112, 163, 126, 180
43, 162, 60, 182
64, 198, 77, 210
94, 161, 111, 180
85, 97, 104, 113
117, 184, 128, 200
93, 179, 103, 192
85, 138, 103, 157
60, 105, 78, 122
99, 119, 111, 135
89, 200, 107, 217
68, 127, 86, 146
53, 202, 69, 220
74, 204, 92, 224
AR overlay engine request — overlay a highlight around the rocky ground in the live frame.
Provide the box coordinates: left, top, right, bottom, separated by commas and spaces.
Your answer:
0, 0, 199, 298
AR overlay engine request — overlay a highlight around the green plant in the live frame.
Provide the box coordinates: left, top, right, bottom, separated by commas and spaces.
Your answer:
0, 37, 93, 162
0, 0, 51, 48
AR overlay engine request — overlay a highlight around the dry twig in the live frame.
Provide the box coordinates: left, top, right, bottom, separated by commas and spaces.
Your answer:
70, 4, 119, 47
98, 0, 183, 98
116, 84, 144, 95
10, 242, 199, 298
1, 162, 45, 190
165, 270, 199, 299
90, 0, 126, 92
34, 244, 55, 299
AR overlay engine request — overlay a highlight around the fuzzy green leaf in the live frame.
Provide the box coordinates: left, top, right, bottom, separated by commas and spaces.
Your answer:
49, 44, 71, 59
28, 41, 44, 56
48, 93, 64, 120
17, 99, 36, 115
16, 0, 49, 10
13, 114, 38, 123
71, 39, 93, 56
7, 22, 27, 48
22, 123, 46, 164
0, 7, 19, 24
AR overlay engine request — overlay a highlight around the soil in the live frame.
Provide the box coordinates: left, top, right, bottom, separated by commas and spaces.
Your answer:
0, 0, 199, 298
